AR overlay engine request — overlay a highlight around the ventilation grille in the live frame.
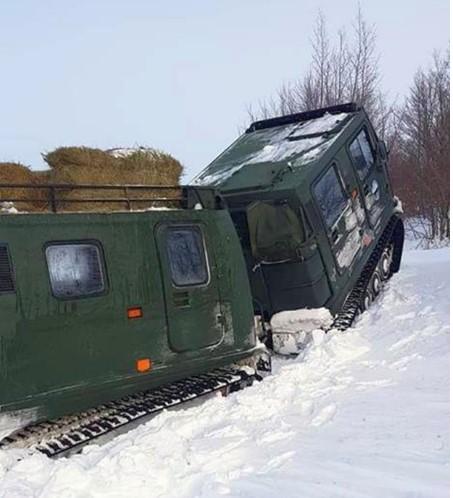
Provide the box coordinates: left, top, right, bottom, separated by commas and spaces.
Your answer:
0, 245, 15, 293
173, 291, 190, 308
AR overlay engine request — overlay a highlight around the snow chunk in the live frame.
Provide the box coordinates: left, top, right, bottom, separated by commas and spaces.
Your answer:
106, 146, 152, 158
0, 409, 38, 442
0, 202, 18, 214
271, 308, 333, 333
270, 308, 333, 355
393, 195, 404, 214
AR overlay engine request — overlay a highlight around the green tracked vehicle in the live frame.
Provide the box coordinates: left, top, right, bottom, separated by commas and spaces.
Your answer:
0, 102, 404, 456
0, 185, 269, 456
193, 103, 404, 350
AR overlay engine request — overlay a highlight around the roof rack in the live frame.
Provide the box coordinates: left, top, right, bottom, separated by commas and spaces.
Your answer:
246, 102, 360, 133
0, 183, 224, 213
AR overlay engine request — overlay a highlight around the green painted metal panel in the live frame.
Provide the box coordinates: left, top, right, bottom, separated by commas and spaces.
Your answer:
0, 208, 257, 423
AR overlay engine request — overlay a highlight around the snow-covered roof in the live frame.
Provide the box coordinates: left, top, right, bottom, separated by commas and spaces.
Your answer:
193, 111, 352, 188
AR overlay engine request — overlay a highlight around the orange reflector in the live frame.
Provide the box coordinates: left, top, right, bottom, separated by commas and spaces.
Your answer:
136, 358, 152, 373
127, 307, 143, 319
351, 188, 358, 199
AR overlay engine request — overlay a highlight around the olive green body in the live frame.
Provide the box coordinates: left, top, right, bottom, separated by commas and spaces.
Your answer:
0, 208, 257, 424
193, 104, 403, 319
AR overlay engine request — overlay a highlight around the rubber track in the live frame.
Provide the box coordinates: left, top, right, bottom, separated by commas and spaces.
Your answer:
0, 367, 257, 458
331, 215, 400, 331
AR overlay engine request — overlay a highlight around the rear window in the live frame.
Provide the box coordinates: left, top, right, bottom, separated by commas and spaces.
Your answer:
246, 201, 306, 262
314, 165, 348, 229
165, 227, 209, 287
349, 129, 375, 179
46, 243, 106, 298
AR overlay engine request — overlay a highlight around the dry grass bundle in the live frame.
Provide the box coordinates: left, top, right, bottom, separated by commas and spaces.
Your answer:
0, 146, 183, 213
0, 162, 47, 211
42, 146, 183, 211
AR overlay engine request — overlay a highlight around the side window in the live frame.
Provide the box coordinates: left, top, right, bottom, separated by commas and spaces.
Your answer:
349, 129, 375, 180
314, 165, 348, 229
0, 244, 15, 293
46, 243, 106, 298
166, 226, 209, 287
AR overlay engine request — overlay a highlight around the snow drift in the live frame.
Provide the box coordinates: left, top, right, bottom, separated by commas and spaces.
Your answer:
0, 247, 449, 498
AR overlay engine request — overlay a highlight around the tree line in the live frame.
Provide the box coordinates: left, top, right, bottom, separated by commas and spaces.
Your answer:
247, 7, 449, 245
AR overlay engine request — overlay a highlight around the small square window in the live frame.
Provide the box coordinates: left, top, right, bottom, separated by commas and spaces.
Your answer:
46, 243, 106, 298
166, 227, 209, 287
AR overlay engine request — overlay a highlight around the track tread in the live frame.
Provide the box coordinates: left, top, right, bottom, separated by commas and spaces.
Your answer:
332, 215, 401, 331
1, 367, 257, 458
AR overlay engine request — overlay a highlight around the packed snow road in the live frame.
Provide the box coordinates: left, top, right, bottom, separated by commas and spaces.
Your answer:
0, 247, 449, 498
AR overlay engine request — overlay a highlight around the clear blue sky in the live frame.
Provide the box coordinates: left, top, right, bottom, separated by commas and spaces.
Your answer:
0, 0, 449, 180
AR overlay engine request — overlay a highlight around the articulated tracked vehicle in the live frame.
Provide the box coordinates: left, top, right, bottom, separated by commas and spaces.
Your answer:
194, 103, 404, 349
0, 103, 403, 456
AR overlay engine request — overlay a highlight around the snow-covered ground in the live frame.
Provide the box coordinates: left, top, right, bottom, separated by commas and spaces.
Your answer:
0, 247, 449, 498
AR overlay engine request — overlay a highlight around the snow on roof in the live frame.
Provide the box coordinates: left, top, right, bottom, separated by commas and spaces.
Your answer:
289, 112, 349, 138
193, 112, 351, 186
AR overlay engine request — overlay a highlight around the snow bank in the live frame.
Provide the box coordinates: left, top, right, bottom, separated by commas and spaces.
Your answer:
0, 247, 449, 497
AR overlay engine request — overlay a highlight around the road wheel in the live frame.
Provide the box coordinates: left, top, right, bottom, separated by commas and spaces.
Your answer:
369, 270, 382, 297
379, 244, 393, 281
360, 289, 373, 312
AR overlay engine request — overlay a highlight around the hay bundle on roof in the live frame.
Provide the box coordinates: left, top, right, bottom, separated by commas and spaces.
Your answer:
42, 146, 183, 211
0, 162, 47, 211
108, 147, 183, 186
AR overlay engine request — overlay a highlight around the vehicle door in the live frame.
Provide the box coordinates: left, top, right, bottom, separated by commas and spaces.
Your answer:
313, 163, 366, 272
156, 223, 224, 353
347, 127, 392, 227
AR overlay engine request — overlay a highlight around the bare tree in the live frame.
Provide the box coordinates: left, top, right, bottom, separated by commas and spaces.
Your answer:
247, 7, 392, 135
245, 9, 450, 244
390, 51, 450, 242
347, 6, 380, 117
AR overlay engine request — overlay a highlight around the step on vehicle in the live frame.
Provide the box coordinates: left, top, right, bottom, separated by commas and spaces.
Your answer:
0, 184, 270, 456
193, 103, 404, 352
